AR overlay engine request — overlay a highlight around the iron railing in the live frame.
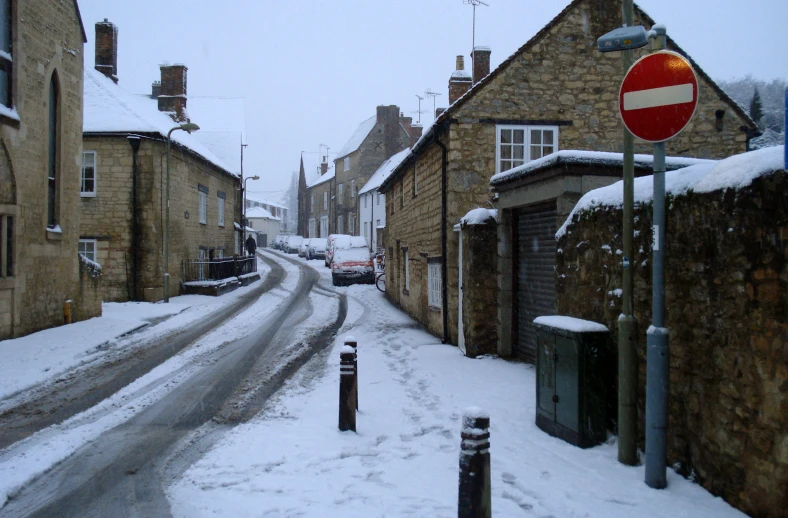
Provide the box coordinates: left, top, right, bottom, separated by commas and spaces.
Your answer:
181, 255, 257, 283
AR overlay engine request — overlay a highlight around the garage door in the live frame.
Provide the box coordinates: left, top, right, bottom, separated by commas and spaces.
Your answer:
515, 203, 557, 363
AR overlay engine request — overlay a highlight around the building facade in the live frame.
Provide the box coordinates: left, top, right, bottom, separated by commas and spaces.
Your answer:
380, 0, 756, 350
0, 0, 103, 339
358, 147, 410, 252
81, 20, 241, 302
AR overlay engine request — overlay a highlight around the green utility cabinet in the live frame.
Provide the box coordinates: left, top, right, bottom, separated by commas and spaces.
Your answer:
533, 316, 610, 448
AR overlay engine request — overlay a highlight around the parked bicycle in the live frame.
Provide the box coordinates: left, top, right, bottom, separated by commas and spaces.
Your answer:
375, 250, 385, 292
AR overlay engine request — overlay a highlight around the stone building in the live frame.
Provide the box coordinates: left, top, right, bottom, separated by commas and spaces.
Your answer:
0, 1, 103, 340
298, 106, 420, 239
81, 20, 241, 302
299, 153, 334, 238
379, 0, 756, 348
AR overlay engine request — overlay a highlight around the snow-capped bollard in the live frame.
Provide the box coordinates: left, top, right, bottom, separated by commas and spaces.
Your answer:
458, 407, 491, 518
345, 336, 358, 410
338, 346, 356, 432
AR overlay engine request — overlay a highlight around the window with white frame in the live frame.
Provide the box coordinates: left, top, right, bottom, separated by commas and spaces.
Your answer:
403, 249, 409, 292
320, 215, 328, 237
363, 222, 368, 243
311, 194, 315, 213
323, 192, 328, 210
376, 218, 380, 230
496, 125, 558, 174
0, 1, 12, 109
338, 183, 344, 205
349, 213, 355, 235
338, 215, 344, 234
377, 192, 381, 205
78, 239, 97, 263
364, 194, 367, 209
81, 151, 96, 197
351, 179, 356, 199
308, 218, 316, 238
344, 156, 350, 171
428, 261, 441, 308
217, 192, 225, 227
198, 184, 208, 224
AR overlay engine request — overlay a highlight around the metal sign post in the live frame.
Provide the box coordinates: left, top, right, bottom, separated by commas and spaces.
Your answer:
617, 24, 699, 489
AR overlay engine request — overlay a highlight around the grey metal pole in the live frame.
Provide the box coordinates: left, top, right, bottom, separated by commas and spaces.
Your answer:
618, 0, 639, 467
164, 129, 174, 303
645, 24, 669, 490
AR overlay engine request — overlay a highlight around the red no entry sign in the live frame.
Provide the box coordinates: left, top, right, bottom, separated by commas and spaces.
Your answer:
619, 50, 698, 142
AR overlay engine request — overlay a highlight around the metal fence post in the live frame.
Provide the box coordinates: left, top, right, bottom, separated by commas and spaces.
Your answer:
338, 347, 356, 432
345, 337, 358, 410
458, 407, 491, 518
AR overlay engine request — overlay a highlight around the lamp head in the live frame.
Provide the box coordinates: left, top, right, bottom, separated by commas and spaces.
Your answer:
180, 122, 200, 133
251, 175, 260, 181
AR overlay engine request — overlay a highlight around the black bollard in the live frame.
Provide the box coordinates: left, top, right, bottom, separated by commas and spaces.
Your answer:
338, 347, 356, 432
458, 407, 491, 518
345, 337, 358, 410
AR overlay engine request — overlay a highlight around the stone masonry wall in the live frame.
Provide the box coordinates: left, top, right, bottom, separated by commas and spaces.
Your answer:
461, 219, 498, 357
384, 142, 444, 338
555, 171, 788, 517
0, 0, 88, 338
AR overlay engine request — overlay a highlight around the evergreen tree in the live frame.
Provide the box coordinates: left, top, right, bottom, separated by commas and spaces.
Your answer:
750, 88, 763, 125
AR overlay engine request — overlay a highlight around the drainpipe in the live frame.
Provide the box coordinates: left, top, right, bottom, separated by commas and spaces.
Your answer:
370, 192, 374, 252
127, 136, 141, 301
434, 128, 449, 344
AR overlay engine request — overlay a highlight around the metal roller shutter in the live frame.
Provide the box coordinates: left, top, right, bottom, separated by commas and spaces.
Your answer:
515, 203, 557, 362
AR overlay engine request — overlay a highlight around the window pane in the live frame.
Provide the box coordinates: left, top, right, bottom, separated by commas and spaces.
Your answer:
501, 145, 512, 159
500, 160, 508, 172
531, 129, 542, 145
530, 146, 542, 160
500, 129, 511, 144
0, 67, 8, 108
544, 131, 554, 145
513, 130, 525, 144
0, 1, 9, 53
513, 146, 524, 160
543, 145, 554, 155
514, 159, 525, 168
6, 216, 12, 276
84, 178, 94, 193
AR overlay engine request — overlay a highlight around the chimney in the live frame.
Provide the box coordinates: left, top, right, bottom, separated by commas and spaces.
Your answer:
448, 55, 472, 104
472, 46, 491, 85
436, 107, 447, 119
399, 114, 422, 148
321, 156, 328, 175
158, 64, 188, 122
377, 105, 401, 159
151, 80, 161, 98
94, 19, 118, 83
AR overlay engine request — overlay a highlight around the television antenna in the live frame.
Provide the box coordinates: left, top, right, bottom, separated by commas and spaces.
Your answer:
414, 94, 425, 123
424, 89, 442, 118
464, 0, 489, 66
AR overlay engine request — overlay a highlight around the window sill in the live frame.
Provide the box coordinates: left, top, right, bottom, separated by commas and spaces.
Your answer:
80, 193, 96, 198
0, 277, 15, 289
0, 110, 20, 129
403, 289, 409, 296
428, 304, 441, 312
46, 228, 63, 241
199, 221, 207, 226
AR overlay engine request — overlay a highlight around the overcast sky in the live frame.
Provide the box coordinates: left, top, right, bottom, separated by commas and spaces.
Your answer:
77, 0, 788, 201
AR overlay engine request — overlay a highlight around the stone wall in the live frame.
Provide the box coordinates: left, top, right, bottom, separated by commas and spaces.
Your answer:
80, 136, 240, 302
0, 0, 89, 339
460, 219, 498, 357
555, 171, 788, 517
72, 254, 102, 322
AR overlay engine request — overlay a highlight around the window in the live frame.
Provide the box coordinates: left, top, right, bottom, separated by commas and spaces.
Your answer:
47, 74, 58, 229
413, 163, 418, 196
364, 194, 367, 209
80, 151, 96, 197
308, 218, 316, 238
351, 179, 356, 199
377, 192, 381, 205
376, 219, 380, 229
400, 181, 404, 208
78, 239, 97, 263
403, 249, 409, 292
216, 248, 224, 259
198, 184, 208, 224
0, 214, 13, 277
311, 194, 315, 213
217, 192, 226, 227
428, 261, 442, 308
0, 0, 12, 109
496, 125, 558, 174
338, 215, 344, 234
323, 191, 327, 210
349, 213, 355, 235
320, 215, 328, 237
338, 183, 344, 205
344, 156, 350, 171
363, 222, 368, 243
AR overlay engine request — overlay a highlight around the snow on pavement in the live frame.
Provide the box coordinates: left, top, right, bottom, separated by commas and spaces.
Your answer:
168, 262, 744, 517
0, 257, 271, 403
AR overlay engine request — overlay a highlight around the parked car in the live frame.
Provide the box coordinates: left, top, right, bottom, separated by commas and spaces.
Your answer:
272, 235, 284, 249
307, 238, 328, 260
331, 244, 375, 286
298, 238, 312, 258
325, 234, 351, 267
285, 236, 304, 254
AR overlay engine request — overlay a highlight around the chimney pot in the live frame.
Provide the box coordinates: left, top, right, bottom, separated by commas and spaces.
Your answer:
448, 54, 472, 104
456, 55, 465, 70
158, 64, 188, 121
94, 19, 118, 83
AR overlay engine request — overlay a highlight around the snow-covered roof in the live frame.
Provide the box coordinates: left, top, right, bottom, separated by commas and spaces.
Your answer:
336, 115, 376, 159
490, 150, 713, 186
83, 69, 235, 177
247, 193, 286, 210
246, 207, 280, 221
302, 153, 335, 188
460, 208, 497, 226
358, 148, 411, 195
556, 146, 785, 239
187, 96, 246, 176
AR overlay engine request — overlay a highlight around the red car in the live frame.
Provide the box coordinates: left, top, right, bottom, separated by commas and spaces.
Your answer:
331, 245, 374, 286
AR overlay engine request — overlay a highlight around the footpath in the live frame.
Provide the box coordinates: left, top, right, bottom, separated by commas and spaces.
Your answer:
167, 261, 745, 518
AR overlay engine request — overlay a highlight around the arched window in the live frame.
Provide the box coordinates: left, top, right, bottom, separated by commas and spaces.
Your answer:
47, 73, 58, 228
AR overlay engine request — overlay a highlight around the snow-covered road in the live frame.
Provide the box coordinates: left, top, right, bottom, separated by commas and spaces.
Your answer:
0, 251, 347, 516
169, 256, 746, 518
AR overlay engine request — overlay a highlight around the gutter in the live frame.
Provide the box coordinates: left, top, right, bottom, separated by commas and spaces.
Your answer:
433, 129, 449, 344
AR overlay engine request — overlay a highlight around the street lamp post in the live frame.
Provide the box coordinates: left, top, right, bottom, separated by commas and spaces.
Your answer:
164, 122, 200, 303
243, 175, 260, 253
